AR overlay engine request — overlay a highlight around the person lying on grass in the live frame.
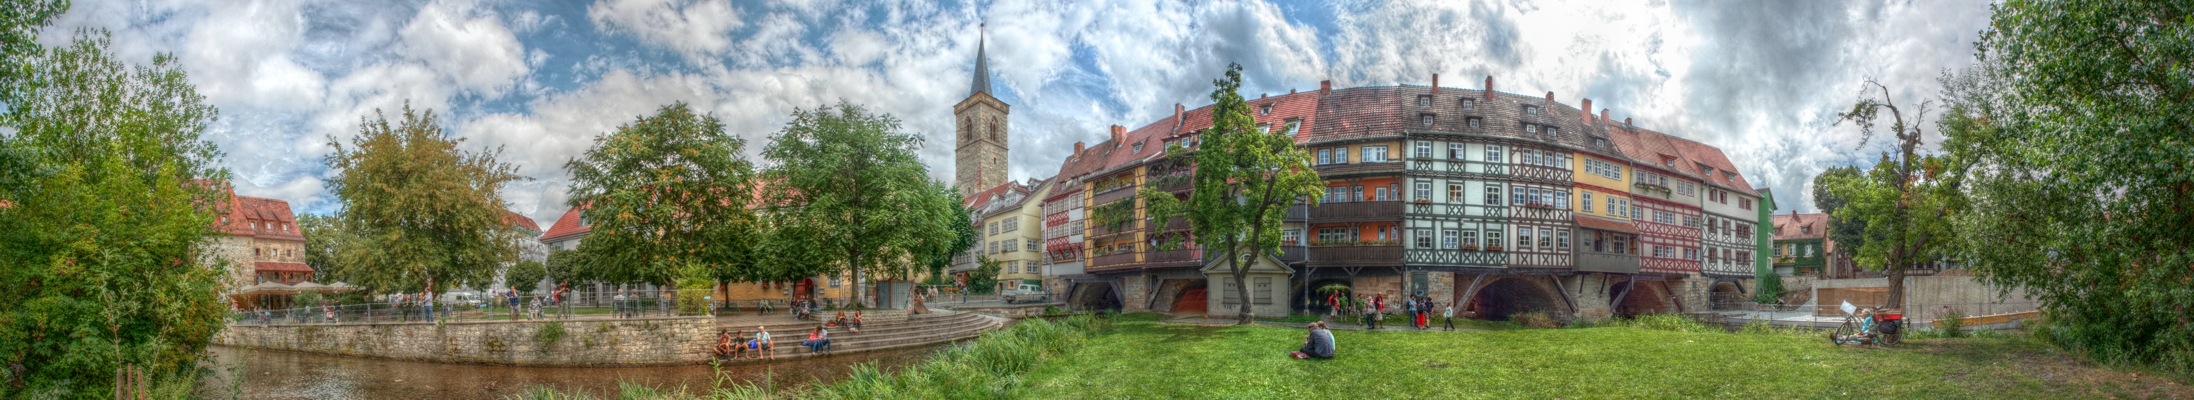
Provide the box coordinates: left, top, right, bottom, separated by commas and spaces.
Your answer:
1291, 322, 1335, 359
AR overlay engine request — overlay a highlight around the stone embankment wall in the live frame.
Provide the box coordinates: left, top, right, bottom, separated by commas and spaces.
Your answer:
214, 317, 714, 366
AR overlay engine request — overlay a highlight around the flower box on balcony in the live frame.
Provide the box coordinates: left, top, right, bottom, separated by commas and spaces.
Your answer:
1414, 199, 1432, 205
1486, 246, 1504, 252
1460, 245, 1479, 251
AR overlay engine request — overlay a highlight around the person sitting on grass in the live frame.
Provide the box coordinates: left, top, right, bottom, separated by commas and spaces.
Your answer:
849, 311, 864, 334
802, 326, 832, 353
1291, 322, 1335, 359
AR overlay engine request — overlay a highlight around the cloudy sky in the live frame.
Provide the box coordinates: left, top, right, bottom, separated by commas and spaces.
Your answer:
43, 0, 1994, 225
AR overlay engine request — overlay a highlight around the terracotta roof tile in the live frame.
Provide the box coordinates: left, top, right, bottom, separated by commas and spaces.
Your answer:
218, 192, 304, 241
1662, 134, 1758, 196
1575, 215, 1639, 233
1771, 213, 1832, 241
253, 261, 314, 273
541, 206, 591, 242
503, 210, 541, 232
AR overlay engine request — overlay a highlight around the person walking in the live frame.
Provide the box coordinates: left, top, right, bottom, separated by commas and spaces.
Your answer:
1442, 302, 1456, 331
1370, 294, 1385, 330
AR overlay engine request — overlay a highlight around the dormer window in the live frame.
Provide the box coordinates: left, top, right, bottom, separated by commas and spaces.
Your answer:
1466, 117, 1482, 128
1546, 127, 1559, 136
1461, 98, 1475, 109
1259, 104, 1273, 115
1417, 95, 1433, 107
1525, 124, 1538, 133
1595, 138, 1608, 148
1132, 141, 1145, 154
1723, 171, 1735, 182
1524, 105, 1540, 115
1421, 113, 1435, 126
1283, 119, 1301, 136
1258, 123, 1271, 133
1802, 225, 1812, 234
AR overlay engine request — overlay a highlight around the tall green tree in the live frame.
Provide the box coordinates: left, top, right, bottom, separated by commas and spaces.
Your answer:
761, 101, 958, 306
913, 182, 980, 281
564, 103, 760, 289
505, 260, 547, 294
1827, 80, 1964, 311
323, 105, 524, 296
0, 29, 231, 398
1944, 0, 2194, 374
1140, 64, 1325, 324
296, 213, 357, 283
1811, 165, 1867, 272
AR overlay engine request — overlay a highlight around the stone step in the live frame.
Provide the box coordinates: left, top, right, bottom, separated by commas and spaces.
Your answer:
716, 311, 979, 336
709, 314, 1003, 365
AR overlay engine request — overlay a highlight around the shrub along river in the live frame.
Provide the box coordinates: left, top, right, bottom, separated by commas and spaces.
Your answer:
201, 344, 939, 399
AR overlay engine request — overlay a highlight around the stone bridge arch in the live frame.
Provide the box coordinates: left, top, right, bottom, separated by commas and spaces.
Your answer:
1467, 276, 1568, 321
1610, 278, 1679, 318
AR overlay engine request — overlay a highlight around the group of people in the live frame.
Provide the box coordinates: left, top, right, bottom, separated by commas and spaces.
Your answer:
1327, 292, 1465, 331
715, 315, 862, 360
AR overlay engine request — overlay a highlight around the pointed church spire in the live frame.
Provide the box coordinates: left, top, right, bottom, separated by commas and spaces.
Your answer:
970, 24, 992, 98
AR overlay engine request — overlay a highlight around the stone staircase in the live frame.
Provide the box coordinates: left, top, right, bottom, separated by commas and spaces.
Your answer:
710, 310, 1003, 364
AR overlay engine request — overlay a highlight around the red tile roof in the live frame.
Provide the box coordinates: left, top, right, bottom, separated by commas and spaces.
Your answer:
541, 206, 591, 242
503, 210, 541, 232
216, 190, 304, 242
253, 261, 314, 273
962, 180, 1027, 210
1771, 212, 1831, 241
1608, 125, 1706, 181
1662, 133, 1758, 196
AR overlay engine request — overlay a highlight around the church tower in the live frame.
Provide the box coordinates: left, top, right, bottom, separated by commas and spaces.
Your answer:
954, 25, 1010, 198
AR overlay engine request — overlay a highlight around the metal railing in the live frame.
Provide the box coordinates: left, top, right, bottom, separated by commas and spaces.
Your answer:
227, 289, 853, 326
1705, 300, 2041, 326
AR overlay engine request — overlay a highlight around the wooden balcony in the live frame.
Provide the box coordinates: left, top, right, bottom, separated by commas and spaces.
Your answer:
1314, 161, 1403, 177
1308, 201, 1404, 223
1144, 248, 1203, 267
1306, 245, 1404, 268
1283, 204, 1308, 221
1575, 251, 1640, 274
1089, 221, 1139, 238
1275, 246, 1307, 263
1089, 252, 1139, 271
1091, 186, 1138, 206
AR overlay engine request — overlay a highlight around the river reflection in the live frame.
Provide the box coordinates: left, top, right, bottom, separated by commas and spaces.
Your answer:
203, 345, 938, 399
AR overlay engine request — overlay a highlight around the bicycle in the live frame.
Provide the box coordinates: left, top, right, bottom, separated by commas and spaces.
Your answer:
1829, 303, 1904, 346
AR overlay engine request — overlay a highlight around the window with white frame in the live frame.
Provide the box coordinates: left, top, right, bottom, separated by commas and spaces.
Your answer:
1442, 230, 1458, 249
1517, 227, 1533, 248
1028, 239, 1039, 252
1556, 229, 1570, 251
1620, 199, 1633, 219
1415, 229, 1434, 248
1467, 117, 1482, 128
1539, 229, 1554, 250
1448, 143, 1464, 159
988, 241, 998, 254
1586, 159, 1622, 180
1284, 120, 1301, 136
1547, 127, 1559, 136
1326, 186, 1347, 203
1525, 105, 1540, 114
1418, 96, 1432, 107
1461, 230, 1478, 247
1415, 181, 1431, 201
1415, 141, 1431, 159
1462, 99, 1475, 109
1525, 124, 1538, 134
1485, 145, 1503, 162
1448, 183, 1464, 203
1376, 226, 1391, 241
1363, 146, 1389, 162
1582, 192, 1595, 212
1421, 114, 1435, 126
1282, 229, 1302, 246
1317, 148, 1332, 165
1317, 227, 1349, 244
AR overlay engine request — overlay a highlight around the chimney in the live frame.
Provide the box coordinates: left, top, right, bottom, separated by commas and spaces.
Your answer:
1073, 141, 1085, 157
1624, 117, 1633, 127
1320, 80, 1333, 95
1173, 103, 1185, 127
1431, 74, 1439, 96
1110, 125, 1125, 144
1601, 109, 1611, 126
1290, 88, 1297, 95
1484, 76, 1494, 99
1545, 91, 1555, 103
1580, 99, 1593, 123
1260, 93, 1267, 99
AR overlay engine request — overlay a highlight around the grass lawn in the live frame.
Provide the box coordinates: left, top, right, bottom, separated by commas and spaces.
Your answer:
1015, 317, 2191, 399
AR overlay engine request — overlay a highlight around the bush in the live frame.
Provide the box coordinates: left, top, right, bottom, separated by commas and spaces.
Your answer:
1511, 312, 1560, 329
1934, 308, 1968, 339
535, 321, 566, 350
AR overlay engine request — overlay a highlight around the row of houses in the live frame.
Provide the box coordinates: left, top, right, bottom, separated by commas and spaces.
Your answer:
957, 74, 1782, 320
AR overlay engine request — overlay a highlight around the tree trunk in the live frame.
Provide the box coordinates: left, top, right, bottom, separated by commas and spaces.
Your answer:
1886, 262, 1907, 310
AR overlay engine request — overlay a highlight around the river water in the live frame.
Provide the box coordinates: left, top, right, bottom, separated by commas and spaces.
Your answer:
201, 345, 939, 399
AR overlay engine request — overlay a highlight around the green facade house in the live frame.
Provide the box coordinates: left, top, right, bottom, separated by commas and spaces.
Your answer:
1770, 212, 1831, 276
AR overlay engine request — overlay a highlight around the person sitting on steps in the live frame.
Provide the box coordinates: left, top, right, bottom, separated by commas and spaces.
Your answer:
714, 330, 735, 358
802, 325, 832, 354
755, 326, 775, 360
831, 310, 848, 328
1291, 322, 1335, 359
849, 311, 864, 334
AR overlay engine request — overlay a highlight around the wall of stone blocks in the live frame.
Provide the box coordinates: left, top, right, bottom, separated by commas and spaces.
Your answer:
1121, 275, 1150, 313
213, 317, 715, 366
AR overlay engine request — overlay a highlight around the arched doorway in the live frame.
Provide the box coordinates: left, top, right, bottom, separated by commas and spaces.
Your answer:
1610, 279, 1678, 318
1467, 277, 1566, 321
1709, 281, 1746, 311
1173, 288, 1208, 315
